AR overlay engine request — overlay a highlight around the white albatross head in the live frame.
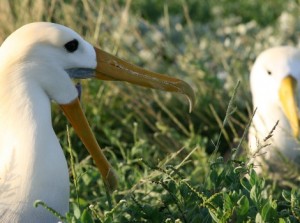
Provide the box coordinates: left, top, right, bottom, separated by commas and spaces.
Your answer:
0, 22, 195, 191
249, 46, 300, 168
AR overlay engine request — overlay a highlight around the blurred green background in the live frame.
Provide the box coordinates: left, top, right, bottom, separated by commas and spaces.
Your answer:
1, 0, 300, 222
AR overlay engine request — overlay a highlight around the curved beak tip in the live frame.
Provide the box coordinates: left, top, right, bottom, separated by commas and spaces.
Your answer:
184, 84, 195, 113
184, 89, 195, 113
105, 167, 118, 191
187, 97, 194, 113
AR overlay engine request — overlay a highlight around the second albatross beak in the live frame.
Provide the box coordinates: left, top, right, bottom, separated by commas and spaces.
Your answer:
279, 75, 299, 137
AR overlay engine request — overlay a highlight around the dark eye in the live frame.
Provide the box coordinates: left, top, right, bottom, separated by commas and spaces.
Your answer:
267, 70, 272, 75
64, 39, 79, 53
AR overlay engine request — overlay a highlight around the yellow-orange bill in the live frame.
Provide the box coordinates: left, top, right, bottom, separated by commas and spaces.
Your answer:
60, 98, 118, 191
61, 47, 195, 192
94, 47, 195, 113
279, 75, 299, 137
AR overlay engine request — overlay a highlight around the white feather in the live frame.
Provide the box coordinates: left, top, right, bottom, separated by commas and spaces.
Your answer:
0, 22, 97, 222
249, 46, 300, 171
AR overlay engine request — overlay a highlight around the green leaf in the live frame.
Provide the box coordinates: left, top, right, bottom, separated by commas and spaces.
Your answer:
236, 195, 249, 216
208, 209, 220, 223
73, 203, 81, 219
250, 185, 258, 203
249, 169, 259, 187
279, 218, 287, 223
168, 180, 177, 194
261, 200, 277, 222
261, 202, 270, 220
210, 169, 218, 184
179, 183, 189, 198
282, 190, 291, 203
80, 209, 94, 223
240, 177, 251, 192
223, 193, 232, 211
255, 213, 262, 223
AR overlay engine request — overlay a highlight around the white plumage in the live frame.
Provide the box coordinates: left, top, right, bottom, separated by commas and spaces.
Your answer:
0, 23, 83, 222
249, 46, 300, 172
0, 22, 194, 222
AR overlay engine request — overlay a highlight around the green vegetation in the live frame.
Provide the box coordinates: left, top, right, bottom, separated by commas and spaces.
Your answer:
1, 0, 300, 222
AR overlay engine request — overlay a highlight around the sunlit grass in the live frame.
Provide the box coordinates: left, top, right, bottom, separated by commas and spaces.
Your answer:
1, 0, 300, 222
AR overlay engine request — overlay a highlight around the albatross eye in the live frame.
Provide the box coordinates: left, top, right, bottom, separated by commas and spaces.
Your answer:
64, 39, 79, 53
267, 70, 272, 75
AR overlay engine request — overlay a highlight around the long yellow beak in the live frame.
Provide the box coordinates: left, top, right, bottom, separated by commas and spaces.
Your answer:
279, 75, 299, 137
59, 47, 195, 191
94, 47, 195, 112
60, 99, 117, 190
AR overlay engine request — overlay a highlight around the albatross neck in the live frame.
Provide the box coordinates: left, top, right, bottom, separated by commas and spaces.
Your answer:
0, 71, 69, 222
